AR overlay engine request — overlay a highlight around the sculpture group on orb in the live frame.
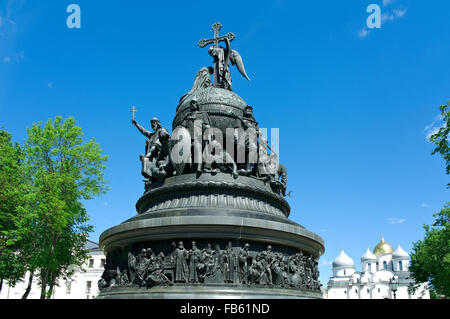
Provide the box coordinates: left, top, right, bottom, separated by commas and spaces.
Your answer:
132, 106, 287, 197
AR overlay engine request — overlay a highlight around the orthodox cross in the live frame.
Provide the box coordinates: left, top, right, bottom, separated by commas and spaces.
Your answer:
198, 22, 235, 48
130, 105, 138, 121
198, 22, 235, 86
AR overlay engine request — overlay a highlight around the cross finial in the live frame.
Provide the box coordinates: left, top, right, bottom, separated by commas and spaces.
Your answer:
198, 22, 235, 48
212, 22, 222, 43
130, 105, 138, 121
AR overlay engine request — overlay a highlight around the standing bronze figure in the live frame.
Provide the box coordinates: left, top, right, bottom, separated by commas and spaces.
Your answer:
198, 22, 250, 90
132, 117, 170, 186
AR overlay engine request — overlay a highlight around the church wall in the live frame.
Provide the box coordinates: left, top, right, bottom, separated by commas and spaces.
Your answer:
361, 261, 377, 273
334, 267, 355, 277
392, 258, 409, 272
362, 262, 369, 273
359, 286, 372, 299
371, 283, 391, 299
348, 286, 359, 299
327, 288, 349, 299
372, 270, 396, 283
376, 254, 393, 271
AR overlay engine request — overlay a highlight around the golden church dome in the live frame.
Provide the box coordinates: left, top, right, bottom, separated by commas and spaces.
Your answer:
373, 235, 394, 255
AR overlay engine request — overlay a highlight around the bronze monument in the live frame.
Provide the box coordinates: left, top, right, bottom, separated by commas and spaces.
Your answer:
98, 22, 324, 299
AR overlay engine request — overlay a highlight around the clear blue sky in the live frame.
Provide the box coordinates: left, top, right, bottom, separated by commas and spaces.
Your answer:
1, 0, 449, 285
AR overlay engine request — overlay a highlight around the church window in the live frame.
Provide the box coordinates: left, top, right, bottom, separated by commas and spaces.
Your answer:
101, 258, 106, 267
88, 259, 94, 268
383, 261, 387, 269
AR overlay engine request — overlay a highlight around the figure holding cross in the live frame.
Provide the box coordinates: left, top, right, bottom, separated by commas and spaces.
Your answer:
198, 22, 250, 91
130, 105, 138, 121
131, 108, 171, 186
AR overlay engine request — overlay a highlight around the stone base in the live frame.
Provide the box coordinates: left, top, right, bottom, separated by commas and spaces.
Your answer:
97, 284, 322, 299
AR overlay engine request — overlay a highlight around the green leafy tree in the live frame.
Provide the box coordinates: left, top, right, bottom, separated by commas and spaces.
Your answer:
410, 101, 450, 298
429, 101, 450, 187
23, 116, 108, 299
0, 129, 28, 292
410, 204, 450, 298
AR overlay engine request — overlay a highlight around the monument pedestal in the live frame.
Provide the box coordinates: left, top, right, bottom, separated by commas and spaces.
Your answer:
98, 173, 324, 299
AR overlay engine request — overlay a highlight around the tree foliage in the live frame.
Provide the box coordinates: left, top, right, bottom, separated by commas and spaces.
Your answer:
0, 128, 28, 289
0, 117, 108, 298
409, 100, 450, 298
410, 204, 450, 298
429, 101, 450, 187
23, 116, 108, 298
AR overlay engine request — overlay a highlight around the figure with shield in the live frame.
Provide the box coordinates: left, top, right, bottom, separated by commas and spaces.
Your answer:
179, 98, 212, 174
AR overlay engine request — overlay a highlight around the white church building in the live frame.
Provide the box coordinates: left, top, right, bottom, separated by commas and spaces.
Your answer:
326, 236, 430, 299
0, 240, 105, 299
